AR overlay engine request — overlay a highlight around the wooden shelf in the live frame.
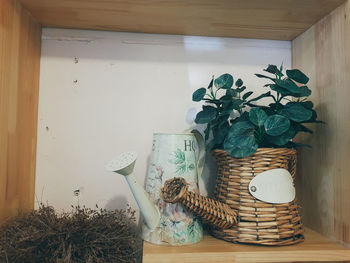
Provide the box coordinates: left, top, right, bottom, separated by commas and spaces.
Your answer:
19, 0, 345, 40
143, 228, 350, 262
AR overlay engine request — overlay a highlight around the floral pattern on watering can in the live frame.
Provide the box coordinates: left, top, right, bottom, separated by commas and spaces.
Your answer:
142, 132, 205, 245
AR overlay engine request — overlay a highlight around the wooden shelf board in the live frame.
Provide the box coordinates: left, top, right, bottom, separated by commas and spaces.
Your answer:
143, 228, 350, 263
19, 0, 346, 40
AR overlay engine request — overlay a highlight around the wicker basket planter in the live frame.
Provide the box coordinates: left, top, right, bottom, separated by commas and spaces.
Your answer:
210, 148, 304, 246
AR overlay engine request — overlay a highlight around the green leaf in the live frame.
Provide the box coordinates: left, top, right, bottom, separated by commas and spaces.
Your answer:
192, 88, 207, 102
292, 86, 312, 97
219, 106, 232, 117
264, 114, 290, 136
218, 115, 230, 126
224, 121, 258, 157
213, 122, 230, 145
218, 110, 232, 117
262, 106, 276, 116
298, 124, 313, 133
235, 78, 243, 87
214, 74, 233, 89
203, 105, 216, 111
228, 121, 255, 136
271, 102, 284, 109
269, 84, 291, 96
264, 64, 283, 76
279, 102, 313, 122
229, 121, 255, 136
242, 91, 253, 100
267, 126, 296, 146
219, 98, 243, 116
224, 135, 258, 158
203, 98, 221, 104
300, 101, 314, 110
207, 77, 214, 89
211, 115, 229, 129
194, 106, 217, 124
274, 79, 301, 94
236, 86, 246, 93
226, 89, 237, 97
255, 74, 274, 81
286, 69, 309, 84
279, 64, 284, 79
231, 111, 249, 125
231, 99, 244, 110
270, 83, 311, 98
301, 108, 324, 123
220, 95, 233, 103
247, 91, 271, 103
249, 108, 267, 126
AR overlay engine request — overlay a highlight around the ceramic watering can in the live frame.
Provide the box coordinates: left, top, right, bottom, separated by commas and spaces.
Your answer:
106, 130, 205, 246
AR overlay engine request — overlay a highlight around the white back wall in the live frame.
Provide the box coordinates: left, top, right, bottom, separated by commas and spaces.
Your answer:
36, 28, 291, 215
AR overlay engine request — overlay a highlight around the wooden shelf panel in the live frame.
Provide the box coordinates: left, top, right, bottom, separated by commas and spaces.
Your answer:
0, 0, 41, 223
143, 228, 350, 262
19, 0, 345, 40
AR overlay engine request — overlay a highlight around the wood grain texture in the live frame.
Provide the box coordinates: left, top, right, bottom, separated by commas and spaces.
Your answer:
19, 0, 345, 40
0, 0, 41, 223
292, 0, 350, 245
143, 228, 350, 263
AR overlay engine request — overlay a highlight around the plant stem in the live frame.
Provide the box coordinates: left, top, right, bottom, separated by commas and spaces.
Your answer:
214, 88, 221, 99
246, 102, 269, 109
256, 126, 265, 145
271, 95, 277, 103
210, 85, 215, 99
277, 95, 284, 104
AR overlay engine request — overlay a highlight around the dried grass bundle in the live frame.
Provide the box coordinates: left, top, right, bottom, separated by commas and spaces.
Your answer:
0, 204, 141, 263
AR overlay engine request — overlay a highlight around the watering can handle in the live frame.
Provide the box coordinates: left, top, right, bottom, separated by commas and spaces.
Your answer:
191, 129, 206, 178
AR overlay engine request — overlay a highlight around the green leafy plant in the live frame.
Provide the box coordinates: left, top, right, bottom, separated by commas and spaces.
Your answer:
192, 64, 323, 158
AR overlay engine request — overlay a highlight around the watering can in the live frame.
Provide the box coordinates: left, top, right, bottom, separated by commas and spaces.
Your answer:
106, 130, 205, 245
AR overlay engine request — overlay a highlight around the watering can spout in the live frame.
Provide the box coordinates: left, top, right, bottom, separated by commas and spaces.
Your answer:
106, 151, 161, 230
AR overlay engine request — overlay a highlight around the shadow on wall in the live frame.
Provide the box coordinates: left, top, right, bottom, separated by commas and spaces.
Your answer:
201, 153, 218, 197
104, 195, 128, 210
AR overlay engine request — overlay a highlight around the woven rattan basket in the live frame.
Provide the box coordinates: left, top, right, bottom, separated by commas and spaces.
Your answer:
211, 148, 304, 246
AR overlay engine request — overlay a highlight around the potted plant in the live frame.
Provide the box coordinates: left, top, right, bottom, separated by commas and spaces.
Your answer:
192, 64, 322, 157
191, 64, 322, 245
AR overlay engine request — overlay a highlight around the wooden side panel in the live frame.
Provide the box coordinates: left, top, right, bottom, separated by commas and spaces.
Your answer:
292, 0, 350, 244
0, 0, 41, 223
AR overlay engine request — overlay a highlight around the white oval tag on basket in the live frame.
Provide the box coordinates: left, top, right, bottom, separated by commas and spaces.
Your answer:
248, 168, 295, 204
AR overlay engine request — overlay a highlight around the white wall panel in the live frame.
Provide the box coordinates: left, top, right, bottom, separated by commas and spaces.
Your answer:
36, 28, 291, 215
